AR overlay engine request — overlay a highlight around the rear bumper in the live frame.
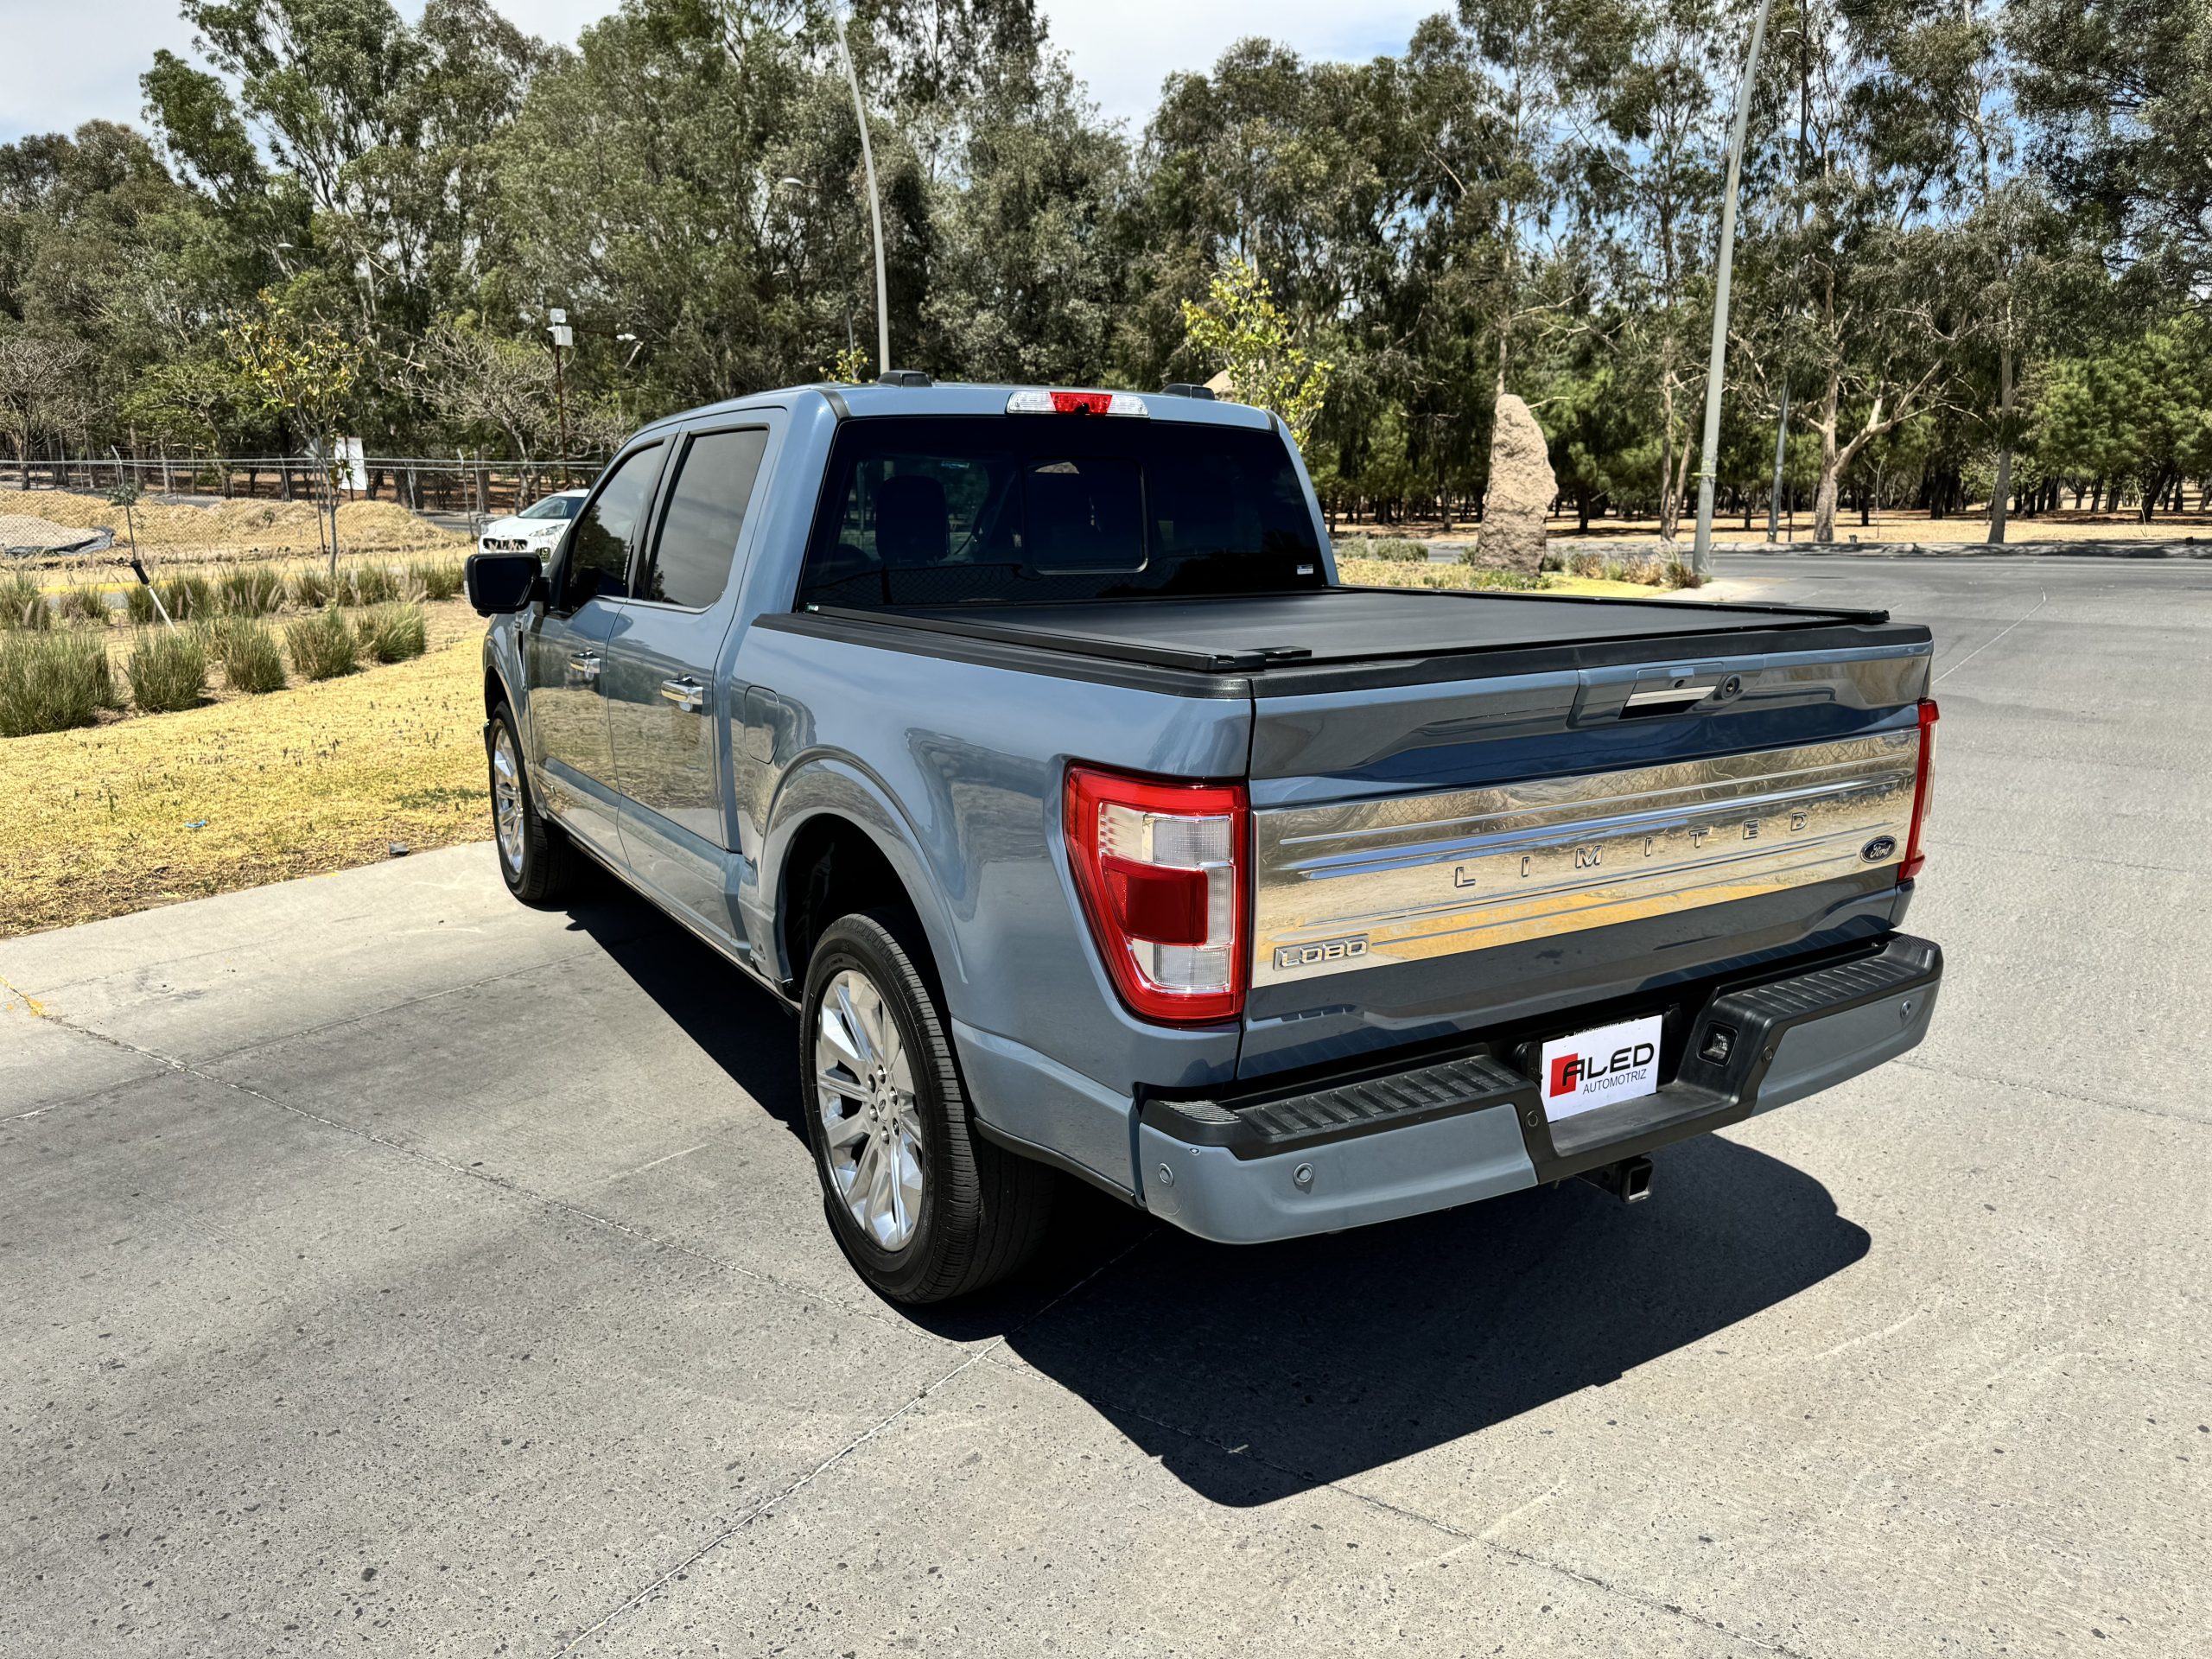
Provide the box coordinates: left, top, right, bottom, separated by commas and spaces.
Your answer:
1139, 933, 1942, 1244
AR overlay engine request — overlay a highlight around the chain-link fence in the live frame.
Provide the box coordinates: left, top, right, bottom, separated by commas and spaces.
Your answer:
3, 450, 606, 521
2, 450, 607, 570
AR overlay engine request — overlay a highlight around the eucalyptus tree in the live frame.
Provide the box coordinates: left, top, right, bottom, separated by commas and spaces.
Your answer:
2013, 0, 2212, 301
1577, 0, 1732, 538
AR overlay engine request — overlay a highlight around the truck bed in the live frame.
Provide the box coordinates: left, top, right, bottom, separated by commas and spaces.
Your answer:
801, 586, 1903, 684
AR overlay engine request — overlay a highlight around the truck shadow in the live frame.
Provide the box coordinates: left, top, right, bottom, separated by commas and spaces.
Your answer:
976, 1142, 1871, 1504
569, 884, 1871, 1507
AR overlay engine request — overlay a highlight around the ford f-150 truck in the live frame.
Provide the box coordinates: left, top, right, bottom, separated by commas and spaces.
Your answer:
465, 378, 1942, 1303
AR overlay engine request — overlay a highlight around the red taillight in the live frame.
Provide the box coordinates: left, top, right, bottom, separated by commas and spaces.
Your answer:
1901, 698, 1938, 880
1064, 764, 1248, 1025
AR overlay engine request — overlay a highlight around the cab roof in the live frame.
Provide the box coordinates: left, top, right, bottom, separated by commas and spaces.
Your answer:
632, 379, 1279, 441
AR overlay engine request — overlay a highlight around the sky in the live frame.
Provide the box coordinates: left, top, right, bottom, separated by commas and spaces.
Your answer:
0, 0, 1432, 144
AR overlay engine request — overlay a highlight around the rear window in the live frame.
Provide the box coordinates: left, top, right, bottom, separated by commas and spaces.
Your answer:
798, 416, 1325, 608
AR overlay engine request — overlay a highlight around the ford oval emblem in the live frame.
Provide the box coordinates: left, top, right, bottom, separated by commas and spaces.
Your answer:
1861, 835, 1897, 862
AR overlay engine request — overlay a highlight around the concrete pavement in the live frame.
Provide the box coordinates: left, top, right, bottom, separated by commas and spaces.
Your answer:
3, 554, 2208, 1656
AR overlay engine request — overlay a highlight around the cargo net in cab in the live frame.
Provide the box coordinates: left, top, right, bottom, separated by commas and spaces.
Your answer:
797, 412, 1328, 609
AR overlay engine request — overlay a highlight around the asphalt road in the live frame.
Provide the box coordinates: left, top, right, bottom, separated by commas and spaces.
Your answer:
4, 555, 2208, 1656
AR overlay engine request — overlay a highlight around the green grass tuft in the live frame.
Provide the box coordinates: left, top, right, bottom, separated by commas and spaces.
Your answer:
211, 616, 288, 694
357, 601, 428, 664
125, 627, 209, 713
344, 562, 399, 606
286, 604, 360, 681
408, 557, 464, 601
289, 565, 334, 608
218, 563, 286, 616
1, 569, 54, 630
0, 627, 118, 735
156, 574, 215, 622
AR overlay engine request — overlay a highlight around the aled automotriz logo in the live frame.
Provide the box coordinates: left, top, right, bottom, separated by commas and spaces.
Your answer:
1548, 1040, 1656, 1098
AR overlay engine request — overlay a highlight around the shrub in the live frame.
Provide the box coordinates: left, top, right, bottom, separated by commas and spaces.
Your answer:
59, 583, 111, 624
289, 564, 334, 608
219, 563, 285, 615
286, 604, 360, 680
125, 627, 209, 713
124, 582, 158, 625
344, 562, 399, 606
357, 601, 428, 664
1667, 559, 1703, 589
0, 569, 53, 630
409, 557, 464, 601
1459, 567, 1548, 592
1567, 550, 1605, 580
156, 574, 214, 621
0, 627, 118, 735
211, 616, 288, 694
1339, 536, 1429, 563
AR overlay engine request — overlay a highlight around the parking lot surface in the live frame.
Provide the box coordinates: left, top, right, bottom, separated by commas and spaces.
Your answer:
4, 555, 2208, 1656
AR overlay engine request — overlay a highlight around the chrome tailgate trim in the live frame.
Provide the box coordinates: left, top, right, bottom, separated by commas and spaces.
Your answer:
1252, 732, 1917, 984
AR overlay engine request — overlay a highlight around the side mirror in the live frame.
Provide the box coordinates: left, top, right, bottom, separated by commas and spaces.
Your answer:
466, 551, 546, 616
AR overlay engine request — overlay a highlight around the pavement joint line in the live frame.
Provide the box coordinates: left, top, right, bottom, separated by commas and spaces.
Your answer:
1934, 588, 2047, 685
1894, 1054, 2209, 1129
970, 1351, 1818, 1659
10, 997, 950, 1351
548, 1227, 1162, 1656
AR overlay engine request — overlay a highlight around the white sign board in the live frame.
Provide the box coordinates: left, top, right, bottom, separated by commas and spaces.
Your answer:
336, 436, 368, 494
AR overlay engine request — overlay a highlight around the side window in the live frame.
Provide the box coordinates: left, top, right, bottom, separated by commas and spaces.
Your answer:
557, 443, 662, 611
643, 428, 770, 608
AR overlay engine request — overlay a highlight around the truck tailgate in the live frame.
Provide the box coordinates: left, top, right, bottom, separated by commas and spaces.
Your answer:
1238, 603, 1932, 1077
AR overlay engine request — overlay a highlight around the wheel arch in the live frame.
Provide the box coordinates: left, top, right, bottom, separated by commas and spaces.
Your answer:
765, 761, 967, 1006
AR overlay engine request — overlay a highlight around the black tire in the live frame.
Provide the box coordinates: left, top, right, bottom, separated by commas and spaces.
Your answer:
488, 702, 577, 907
800, 909, 1054, 1303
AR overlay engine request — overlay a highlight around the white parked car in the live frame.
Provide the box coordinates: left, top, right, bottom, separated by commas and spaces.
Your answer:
478, 488, 589, 560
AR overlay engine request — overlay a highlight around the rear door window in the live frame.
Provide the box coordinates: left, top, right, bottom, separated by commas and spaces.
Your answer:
642, 427, 770, 609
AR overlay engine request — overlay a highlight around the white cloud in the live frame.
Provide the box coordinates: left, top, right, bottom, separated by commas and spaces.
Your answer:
0, 0, 1433, 144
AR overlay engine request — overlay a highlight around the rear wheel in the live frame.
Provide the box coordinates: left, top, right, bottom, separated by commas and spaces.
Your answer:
489, 703, 576, 906
802, 910, 1053, 1303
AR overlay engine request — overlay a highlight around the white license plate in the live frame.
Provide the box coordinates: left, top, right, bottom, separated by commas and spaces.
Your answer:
1537, 1014, 1663, 1122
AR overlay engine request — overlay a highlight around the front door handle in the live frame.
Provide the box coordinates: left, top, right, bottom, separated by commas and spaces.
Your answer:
566, 651, 601, 683
659, 677, 706, 713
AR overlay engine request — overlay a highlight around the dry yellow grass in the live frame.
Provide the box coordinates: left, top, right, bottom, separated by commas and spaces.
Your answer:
1338, 556, 1701, 600
0, 630, 490, 938
0, 488, 467, 565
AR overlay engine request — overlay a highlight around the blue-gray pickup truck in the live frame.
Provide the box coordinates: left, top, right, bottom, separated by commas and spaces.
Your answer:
466, 378, 1942, 1303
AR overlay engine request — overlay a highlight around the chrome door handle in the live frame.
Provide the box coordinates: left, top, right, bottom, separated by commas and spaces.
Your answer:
566, 652, 601, 682
659, 677, 706, 712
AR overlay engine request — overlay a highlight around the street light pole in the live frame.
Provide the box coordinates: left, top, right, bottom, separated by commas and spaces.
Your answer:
1691, 0, 1777, 579
832, 9, 892, 378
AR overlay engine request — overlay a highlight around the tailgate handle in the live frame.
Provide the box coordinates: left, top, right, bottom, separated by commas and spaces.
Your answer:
1623, 681, 1714, 710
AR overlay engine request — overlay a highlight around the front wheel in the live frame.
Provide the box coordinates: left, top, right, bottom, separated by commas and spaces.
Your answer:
488, 703, 576, 906
801, 910, 1053, 1303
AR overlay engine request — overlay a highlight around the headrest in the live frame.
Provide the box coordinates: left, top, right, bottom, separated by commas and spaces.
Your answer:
875, 474, 950, 568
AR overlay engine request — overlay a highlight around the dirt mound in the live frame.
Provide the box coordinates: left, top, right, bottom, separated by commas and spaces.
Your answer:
0, 490, 465, 560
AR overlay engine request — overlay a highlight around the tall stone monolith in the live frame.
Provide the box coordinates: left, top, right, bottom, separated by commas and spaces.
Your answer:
1478, 393, 1557, 573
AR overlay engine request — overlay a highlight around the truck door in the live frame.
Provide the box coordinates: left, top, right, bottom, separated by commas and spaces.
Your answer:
522, 439, 665, 860
603, 418, 778, 947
